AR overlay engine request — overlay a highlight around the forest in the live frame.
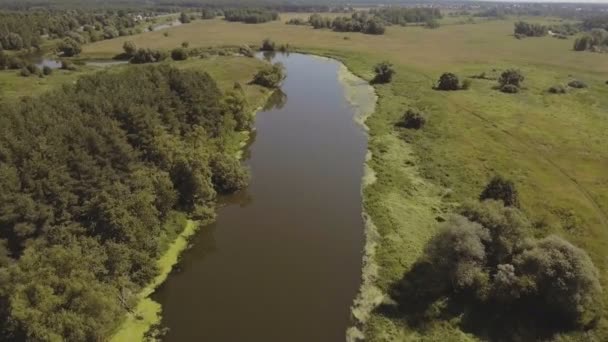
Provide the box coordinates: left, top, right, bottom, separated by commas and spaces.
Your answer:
0, 64, 251, 340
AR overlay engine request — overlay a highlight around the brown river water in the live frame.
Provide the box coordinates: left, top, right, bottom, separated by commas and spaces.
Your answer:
153, 52, 371, 341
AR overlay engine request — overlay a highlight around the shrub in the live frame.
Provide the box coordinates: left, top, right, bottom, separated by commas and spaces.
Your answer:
181, 41, 189, 48
163, 32, 169, 37
210, 154, 249, 193
568, 80, 588, 89
239, 45, 254, 57
42, 66, 53, 76
171, 48, 188, 61
131, 48, 168, 64
261, 38, 275, 51
8, 56, 25, 70
58, 37, 82, 57
480, 175, 519, 207
425, 19, 440, 29
179, 12, 191, 24
498, 69, 524, 88
123, 41, 137, 57
252, 63, 285, 88
514, 21, 548, 37
372, 61, 395, 84
19, 67, 31, 77
548, 85, 566, 94
500, 84, 519, 93
61, 60, 77, 70
26, 64, 40, 75
461, 79, 472, 90
397, 109, 427, 129
436, 72, 460, 90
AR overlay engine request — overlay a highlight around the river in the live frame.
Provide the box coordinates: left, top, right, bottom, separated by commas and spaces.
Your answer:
153, 53, 372, 341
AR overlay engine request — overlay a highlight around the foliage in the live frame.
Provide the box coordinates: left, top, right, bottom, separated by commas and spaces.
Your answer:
260, 38, 275, 51
500, 84, 519, 93
130, 48, 168, 64
201, 8, 216, 20
58, 37, 82, 57
42, 66, 52, 76
371, 7, 442, 26
179, 12, 191, 24
171, 48, 189, 61
548, 85, 566, 94
568, 80, 588, 89
372, 61, 395, 84
286, 18, 307, 26
435, 72, 461, 91
239, 45, 254, 57
309, 13, 332, 29
425, 19, 440, 29
573, 29, 608, 52
123, 41, 137, 57
252, 62, 285, 88
395, 200, 602, 339
514, 21, 548, 37
223, 8, 279, 24
332, 13, 386, 35
498, 69, 525, 88
0, 64, 254, 339
480, 175, 519, 207
397, 109, 427, 129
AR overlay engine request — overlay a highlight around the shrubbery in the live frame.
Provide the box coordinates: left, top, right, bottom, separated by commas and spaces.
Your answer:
58, 37, 82, 57
171, 48, 189, 61
252, 63, 285, 88
372, 61, 395, 84
130, 48, 168, 64
514, 21, 548, 37
548, 85, 566, 94
498, 69, 524, 93
224, 8, 279, 24
395, 199, 602, 339
260, 38, 275, 51
397, 109, 427, 129
568, 80, 588, 89
435, 72, 461, 90
480, 175, 519, 207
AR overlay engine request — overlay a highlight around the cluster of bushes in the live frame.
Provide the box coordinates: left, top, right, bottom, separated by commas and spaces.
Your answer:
130, 48, 168, 64
434, 72, 471, 91
17, 63, 53, 78
394, 177, 602, 340
252, 62, 285, 88
498, 69, 525, 93
514, 21, 548, 38
201, 8, 217, 20
370, 7, 442, 26
308, 13, 385, 35
286, 17, 307, 25
0, 65, 252, 340
573, 29, 608, 52
223, 8, 279, 24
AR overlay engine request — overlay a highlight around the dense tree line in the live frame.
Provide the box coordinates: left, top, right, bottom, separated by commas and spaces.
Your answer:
0, 9, 144, 51
514, 21, 548, 37
0, 64, 252, 340
370, 7, 441, 26
223, 8, 278, 24
309, 12, 385, 35
574, 28, 608, 52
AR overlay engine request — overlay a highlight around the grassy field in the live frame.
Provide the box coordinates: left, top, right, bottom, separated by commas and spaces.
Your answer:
80, 15, 608, 340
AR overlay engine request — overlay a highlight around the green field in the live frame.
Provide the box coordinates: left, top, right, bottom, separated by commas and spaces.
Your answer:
14, 13, 608, 340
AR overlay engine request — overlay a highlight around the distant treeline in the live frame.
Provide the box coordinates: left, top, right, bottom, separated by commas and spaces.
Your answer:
309, 13, 384, 35
223, 8, 278, 23
370, 7, 441, 26
513, 21, 547, 38
0, 9, 148, 50
0, 65, 252, 340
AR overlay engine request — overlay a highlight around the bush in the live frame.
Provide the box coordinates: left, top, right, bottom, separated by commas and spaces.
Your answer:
514, 21, 548, 37
252, 63, 285, 88
436, 72, 460, 90
210, 154, 249, 193
425, 19, 440, 29
123, 41, 137, 57
480, 175, 519, 207
42, 66, 53, 76
58, 37, 82, 57
548, 85, 566, 94
500, 84, 519, 94
61, 60, 77, 71
181, 41, 189, 48
26, 64, 40, 75
171, 48, 188, 61
179, 12, 191, 24
260, 38, 275, 51
397, 109, 427, 129
19, 67, 31, 77
372, 61, 395, 84
131, 48, 168, 64
461, 79, 472, 90
568, 80, 588, 89
8, 56, 25, 70
498, 69, 524, 88
239, 45, 254, 57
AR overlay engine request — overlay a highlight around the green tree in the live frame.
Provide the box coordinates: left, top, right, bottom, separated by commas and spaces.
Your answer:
436, 72, 460, 90
58, 37, 81, 57
498, 69, 524, 88
480, 175, 519, 207
252, 63, 285, 88
123, 41, 137, 57
171, 48, 189, 61
372, 61, 395, 84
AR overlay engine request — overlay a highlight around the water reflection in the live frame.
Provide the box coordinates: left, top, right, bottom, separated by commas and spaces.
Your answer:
262, 89, 287, 111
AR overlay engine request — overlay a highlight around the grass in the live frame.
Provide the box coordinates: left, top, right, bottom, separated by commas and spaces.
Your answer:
68, 14, 608, 340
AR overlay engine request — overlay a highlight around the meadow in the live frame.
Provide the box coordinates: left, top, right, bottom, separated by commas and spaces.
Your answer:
17, 12, 608, 340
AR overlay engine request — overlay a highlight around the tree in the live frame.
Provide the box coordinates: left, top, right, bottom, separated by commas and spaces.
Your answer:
480, 175, 519, 207
252, 63, 285, 88
42, 66, 53, 76
179, 12, 191, 24
372, 61, 395, 84
436, 72, 460, 90
123, 41, 137, 57
171, 48, 188, 61
498, 69, 524, 88
181, 41, 189, 48
58, 37, 81, 57
397, 109, 427, 129
210, 154, 249, 193
261, 38, 275, 51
